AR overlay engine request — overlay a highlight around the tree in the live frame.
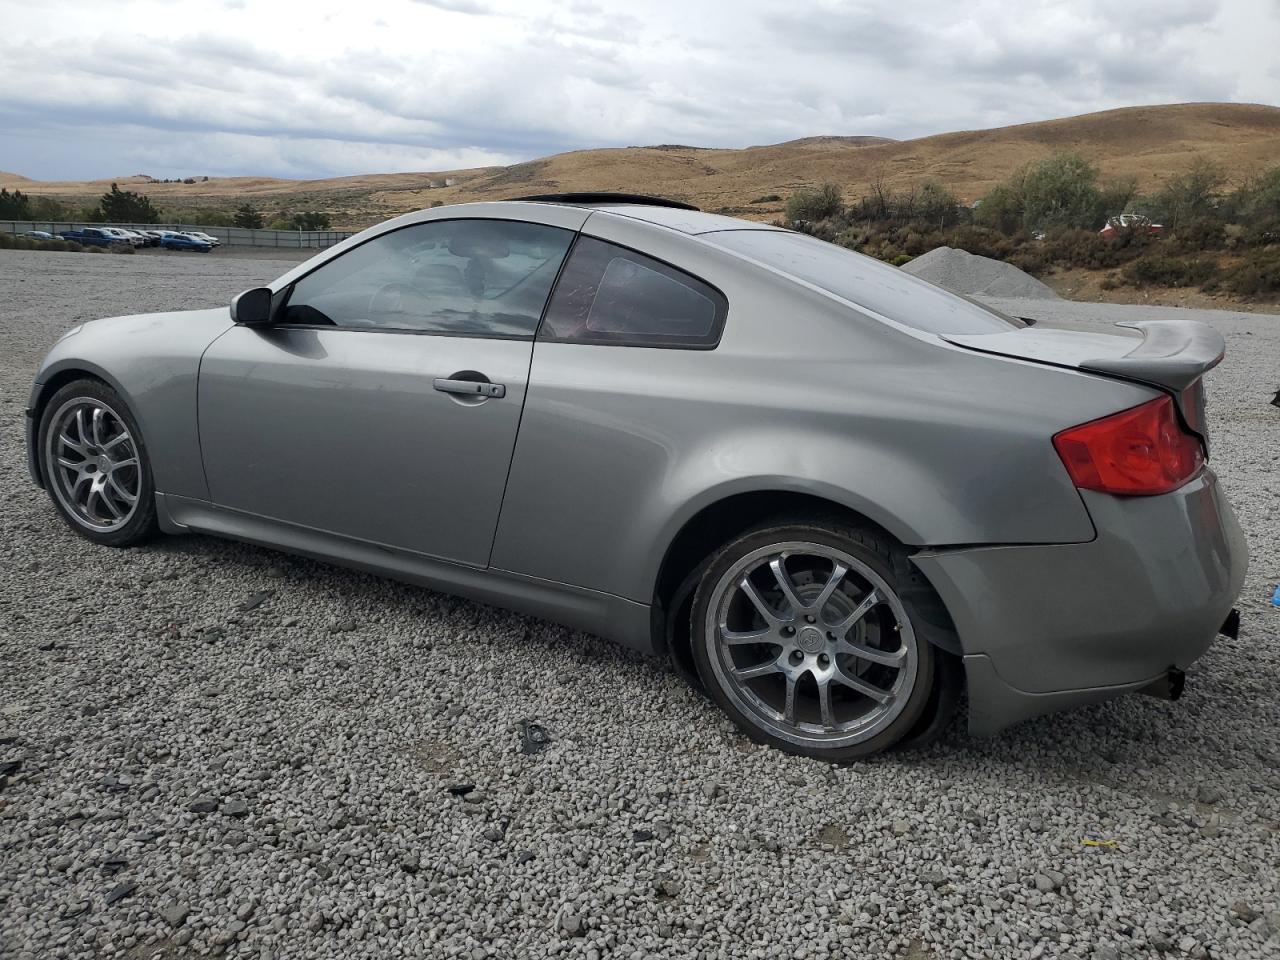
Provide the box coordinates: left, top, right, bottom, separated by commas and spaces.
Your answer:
97, 183, 162, 223
913, 179, 962, 229
0, 188, 31, 219
1018, 153, 1106, 231
784, 183, 843, 222
29, 196, 72, 221
233, 204, 264, 229
976, 153, 1114, 233
1148, 157, 1225, 231
291, 211, 331, 230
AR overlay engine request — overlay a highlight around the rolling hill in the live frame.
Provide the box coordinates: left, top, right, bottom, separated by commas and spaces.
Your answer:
3, 102, 1278, 229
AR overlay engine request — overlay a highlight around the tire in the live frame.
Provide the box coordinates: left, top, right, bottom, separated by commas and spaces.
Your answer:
37, 378, 159, 547
690, 519, 948, 761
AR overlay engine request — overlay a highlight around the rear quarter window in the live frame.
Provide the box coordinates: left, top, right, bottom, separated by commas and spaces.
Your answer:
538, 237, 727, 348
702, 230, 1019, 336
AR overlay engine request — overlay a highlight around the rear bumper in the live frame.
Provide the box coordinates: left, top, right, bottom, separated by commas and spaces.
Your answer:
912, 469, 1247, 736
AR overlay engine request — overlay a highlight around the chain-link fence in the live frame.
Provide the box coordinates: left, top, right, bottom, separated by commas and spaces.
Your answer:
1, 220, 354, 248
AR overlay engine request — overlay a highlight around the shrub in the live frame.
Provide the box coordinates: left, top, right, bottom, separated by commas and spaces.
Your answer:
1226, 166, 1280, 229
1169, 217, 1226, 251
1045, 228, 1150, 269
87, 245, 106, 253
785, 183, 844, 222
189, 207, 234, 227
889, 253, 913, 267
912, 179, 963, 228
1122, 255, 1218, 288
292, 211, 332, 230
1240, 217, 1280, 247
1148, 158, 1225, 231
799, 218, 841, 243
108, 243, 136, 254
1008, 248, 1050, 274
948, 226, 1014, 260
0, 232, 11, 249
976, 153, 1115, 233
1220, 251, 1280, 295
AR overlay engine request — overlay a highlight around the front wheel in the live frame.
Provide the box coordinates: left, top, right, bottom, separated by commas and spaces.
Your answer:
38, 379, 159, 547
691, 521, 940, 760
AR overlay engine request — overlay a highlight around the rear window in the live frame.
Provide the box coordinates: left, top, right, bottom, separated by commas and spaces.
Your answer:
703, 230, 1019, 335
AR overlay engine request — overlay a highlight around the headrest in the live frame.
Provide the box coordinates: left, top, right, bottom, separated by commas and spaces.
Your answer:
448, 228, 509, 259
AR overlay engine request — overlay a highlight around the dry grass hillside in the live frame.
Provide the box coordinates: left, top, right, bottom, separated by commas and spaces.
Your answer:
4, 102, 1278, 229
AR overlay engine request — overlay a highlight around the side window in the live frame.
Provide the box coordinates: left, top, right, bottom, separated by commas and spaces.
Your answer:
280, 219, 575, 337
539, 237, 727, 348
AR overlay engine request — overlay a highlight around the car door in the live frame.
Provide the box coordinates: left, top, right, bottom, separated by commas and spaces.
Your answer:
197, 215, 579, 567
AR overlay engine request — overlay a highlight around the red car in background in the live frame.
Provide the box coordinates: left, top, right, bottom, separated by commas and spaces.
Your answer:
1100, 214, 1163, 238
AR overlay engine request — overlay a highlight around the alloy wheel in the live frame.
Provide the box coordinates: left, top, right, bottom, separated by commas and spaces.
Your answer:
45, 397, 142, 532
704, 541, 918, 749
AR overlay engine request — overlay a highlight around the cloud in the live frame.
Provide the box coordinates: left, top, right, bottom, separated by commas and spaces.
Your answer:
410, 0, 492, 14
0, 0, 1274, 180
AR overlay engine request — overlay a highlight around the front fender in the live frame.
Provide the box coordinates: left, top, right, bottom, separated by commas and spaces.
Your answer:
29, 308, 233, 500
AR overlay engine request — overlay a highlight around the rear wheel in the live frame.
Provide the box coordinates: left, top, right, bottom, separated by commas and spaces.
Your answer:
38, 379, 159, 547
691, 521, 943, 760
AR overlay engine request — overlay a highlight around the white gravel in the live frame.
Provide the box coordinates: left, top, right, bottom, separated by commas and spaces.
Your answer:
1, 249, 1278, 960
904, 246, 1060, 299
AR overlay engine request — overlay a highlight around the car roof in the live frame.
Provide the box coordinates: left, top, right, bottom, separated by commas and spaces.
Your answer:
509, 192, 780, 236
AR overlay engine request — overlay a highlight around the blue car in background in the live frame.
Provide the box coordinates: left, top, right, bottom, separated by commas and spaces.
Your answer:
159, 231, 212, 252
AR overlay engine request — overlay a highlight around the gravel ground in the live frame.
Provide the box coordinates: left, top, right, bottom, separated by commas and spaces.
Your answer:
1, 249, 1278, 960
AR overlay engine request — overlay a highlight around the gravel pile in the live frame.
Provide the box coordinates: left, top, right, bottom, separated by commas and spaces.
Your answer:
904, 246, 1060, 299
1, 249, 1278, 959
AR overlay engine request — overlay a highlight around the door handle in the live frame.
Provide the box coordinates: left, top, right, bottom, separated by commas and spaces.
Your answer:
433, 378, 505, 399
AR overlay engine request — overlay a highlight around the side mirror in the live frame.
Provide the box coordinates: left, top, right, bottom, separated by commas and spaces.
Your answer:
231, 286, 273, 326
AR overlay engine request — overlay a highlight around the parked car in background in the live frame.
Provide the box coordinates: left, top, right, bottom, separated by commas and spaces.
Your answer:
131, 230, 163, 247
158, 231, 212, 252
57, 228, 122, 247
1100, 214, 1162, 238
25, 194, 1245, 760
185, 230, 221, 247
22, 230, 55, 240
100, 228, 145, 247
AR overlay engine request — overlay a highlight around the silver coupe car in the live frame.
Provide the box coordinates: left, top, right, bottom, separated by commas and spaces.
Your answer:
25, 193, 1246, 760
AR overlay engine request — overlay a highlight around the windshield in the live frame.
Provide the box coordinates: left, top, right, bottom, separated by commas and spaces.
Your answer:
703, 229, 1023, 335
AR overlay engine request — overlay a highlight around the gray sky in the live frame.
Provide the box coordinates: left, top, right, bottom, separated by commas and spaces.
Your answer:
2, 0, 1277, 181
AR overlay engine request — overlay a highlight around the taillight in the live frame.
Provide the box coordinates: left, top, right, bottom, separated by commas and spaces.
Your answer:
1053, 396, 1204, 496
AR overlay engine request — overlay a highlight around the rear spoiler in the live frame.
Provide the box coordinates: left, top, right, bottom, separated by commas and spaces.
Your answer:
1080, 320, 1225, 392
943, 319, 1225, 395
943, 319, 1225, 443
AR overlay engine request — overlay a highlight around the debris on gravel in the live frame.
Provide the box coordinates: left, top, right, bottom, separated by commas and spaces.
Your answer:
1, 250, 1278, 959
903, 245, 1060, 299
